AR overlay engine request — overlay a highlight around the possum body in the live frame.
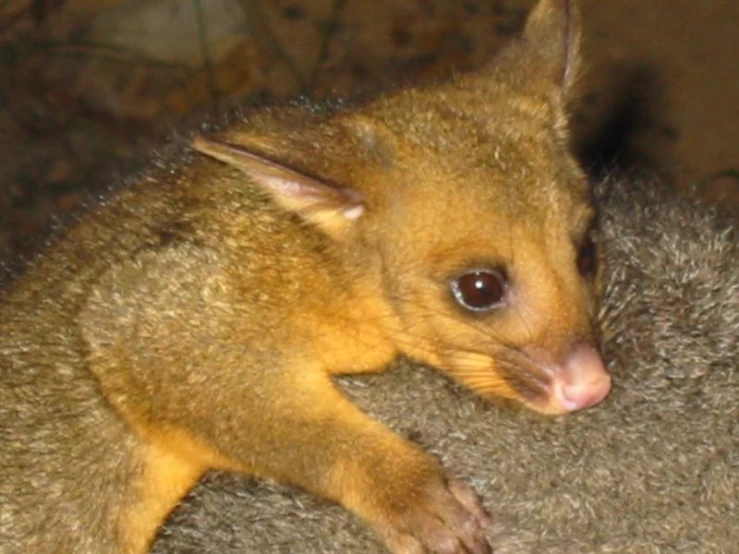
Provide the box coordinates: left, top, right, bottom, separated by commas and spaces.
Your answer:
154, 177, 739, 554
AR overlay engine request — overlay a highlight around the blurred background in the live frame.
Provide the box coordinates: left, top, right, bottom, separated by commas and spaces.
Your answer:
0, 0, 737, 262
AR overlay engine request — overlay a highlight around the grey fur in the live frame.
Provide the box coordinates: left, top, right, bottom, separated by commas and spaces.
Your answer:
153, 177, 738, 554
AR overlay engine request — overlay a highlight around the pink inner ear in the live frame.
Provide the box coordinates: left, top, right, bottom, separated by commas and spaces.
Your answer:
256, 172, 365, 218
192, 136, 366, 221
258, 174, 321, 199
342, 204, 365, 220
335, 188, 366, 219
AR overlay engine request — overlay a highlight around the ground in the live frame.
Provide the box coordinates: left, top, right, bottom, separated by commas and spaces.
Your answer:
0, 0, 737, 262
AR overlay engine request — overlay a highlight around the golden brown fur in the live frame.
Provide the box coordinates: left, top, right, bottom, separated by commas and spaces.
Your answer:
1, 2, 608, 552
153, 177, 739, 553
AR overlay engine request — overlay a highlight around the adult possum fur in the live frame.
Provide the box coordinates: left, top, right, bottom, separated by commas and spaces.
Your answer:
153, 177, 738, 553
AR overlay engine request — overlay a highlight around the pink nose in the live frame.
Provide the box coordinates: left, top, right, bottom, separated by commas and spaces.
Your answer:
550, 345, 611, 413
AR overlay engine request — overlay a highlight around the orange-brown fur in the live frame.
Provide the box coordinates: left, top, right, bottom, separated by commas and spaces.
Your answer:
1, 1, 606, 553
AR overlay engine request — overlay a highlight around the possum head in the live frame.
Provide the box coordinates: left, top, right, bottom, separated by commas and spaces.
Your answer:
193, 0, 610, 415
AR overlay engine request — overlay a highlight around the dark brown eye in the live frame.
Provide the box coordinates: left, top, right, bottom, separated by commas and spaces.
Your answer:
450, 269, 507, 311
577, 232, 597, 277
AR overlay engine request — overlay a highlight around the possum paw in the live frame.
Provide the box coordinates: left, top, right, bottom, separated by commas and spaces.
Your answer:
362, 462, 492, 554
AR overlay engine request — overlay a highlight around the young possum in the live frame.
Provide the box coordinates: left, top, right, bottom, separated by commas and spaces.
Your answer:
0, 1, 610, 553
153, 177, 739, 554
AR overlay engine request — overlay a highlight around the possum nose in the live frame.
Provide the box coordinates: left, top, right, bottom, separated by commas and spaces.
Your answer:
552, 345, 611, 412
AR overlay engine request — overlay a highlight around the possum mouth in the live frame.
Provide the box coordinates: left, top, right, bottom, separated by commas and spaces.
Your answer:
495, 352, 553, 406
494, 344, 612, 414
439, 341, 610, 413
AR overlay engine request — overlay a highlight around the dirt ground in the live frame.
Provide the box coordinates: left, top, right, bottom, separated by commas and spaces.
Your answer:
0, 0, 737, 262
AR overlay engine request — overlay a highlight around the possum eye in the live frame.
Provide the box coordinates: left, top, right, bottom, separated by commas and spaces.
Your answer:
577, 232, 597, 277
450, 269, 507, 311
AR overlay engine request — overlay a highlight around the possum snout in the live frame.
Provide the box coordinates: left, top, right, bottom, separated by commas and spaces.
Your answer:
544, 345, 611, 414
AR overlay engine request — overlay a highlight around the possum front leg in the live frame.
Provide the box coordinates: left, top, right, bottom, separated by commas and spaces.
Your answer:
79, 245, 490, 554
221, 373, 492, 554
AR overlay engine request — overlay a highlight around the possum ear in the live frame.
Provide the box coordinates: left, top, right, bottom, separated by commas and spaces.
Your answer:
520, 0, 582, 95
193, 136, 365, 241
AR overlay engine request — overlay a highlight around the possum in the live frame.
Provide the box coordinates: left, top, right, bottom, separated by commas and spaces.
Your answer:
153, 176, 738, 554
